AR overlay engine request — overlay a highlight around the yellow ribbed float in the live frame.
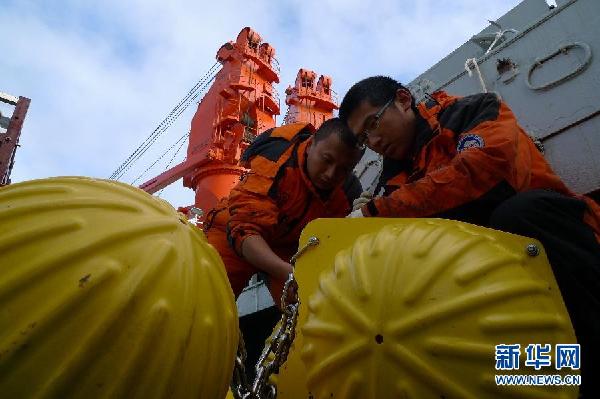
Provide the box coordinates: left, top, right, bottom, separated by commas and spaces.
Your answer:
276, 218, 578, 399
0, 177, 238, 398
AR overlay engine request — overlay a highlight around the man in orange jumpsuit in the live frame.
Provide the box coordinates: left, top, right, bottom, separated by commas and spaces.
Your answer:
339, 76, 600, 397
204, 118, 363, 304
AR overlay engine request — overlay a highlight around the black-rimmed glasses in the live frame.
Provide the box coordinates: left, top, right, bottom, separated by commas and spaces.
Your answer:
355, 98, 394, 149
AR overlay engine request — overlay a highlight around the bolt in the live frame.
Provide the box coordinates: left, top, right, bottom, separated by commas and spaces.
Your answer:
308, 236, 319, 245
526, 244, 539, 257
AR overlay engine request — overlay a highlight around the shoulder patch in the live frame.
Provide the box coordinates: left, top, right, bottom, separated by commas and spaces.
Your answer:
457, 134, 485, 152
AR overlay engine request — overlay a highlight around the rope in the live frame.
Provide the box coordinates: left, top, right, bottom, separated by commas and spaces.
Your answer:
464, 58, 488, 93
109, 62, 221, 180
110, 64, 219, 180
435, 0, 578, 92
485, 28, 518, 55
156, 135, 188, 198
130, 131, 189, 185
111, 76, 214, 181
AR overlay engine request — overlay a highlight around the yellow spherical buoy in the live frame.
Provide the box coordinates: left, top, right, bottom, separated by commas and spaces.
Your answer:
0, 177, 238, 398
278, 218, 578, 399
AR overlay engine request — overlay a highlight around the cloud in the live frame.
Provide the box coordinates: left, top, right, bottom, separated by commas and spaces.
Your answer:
1, 0, 522, 207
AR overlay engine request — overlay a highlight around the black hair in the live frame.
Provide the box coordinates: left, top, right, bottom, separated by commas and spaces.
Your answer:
338, 76, 416, 121
314, 117, 364, 154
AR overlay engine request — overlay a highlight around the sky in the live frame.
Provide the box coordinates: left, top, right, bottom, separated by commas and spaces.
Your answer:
1, 0, 527, 208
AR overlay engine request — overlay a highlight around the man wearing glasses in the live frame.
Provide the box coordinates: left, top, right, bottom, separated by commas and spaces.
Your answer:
339, 75, 600, 397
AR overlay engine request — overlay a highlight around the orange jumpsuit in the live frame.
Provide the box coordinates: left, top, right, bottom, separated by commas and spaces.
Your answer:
205, 122, 361, 301
362, 91, 600, 239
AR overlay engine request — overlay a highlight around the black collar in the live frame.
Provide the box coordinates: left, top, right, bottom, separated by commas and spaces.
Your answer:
411, 111, 437, 159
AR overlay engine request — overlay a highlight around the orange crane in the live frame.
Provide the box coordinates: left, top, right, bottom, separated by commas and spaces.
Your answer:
283, 69, 338, 128
139, 27, 281, 218
138, 27, 338, 221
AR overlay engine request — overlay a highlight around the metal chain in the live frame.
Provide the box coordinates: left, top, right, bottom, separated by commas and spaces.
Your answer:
231, 332, 251, 399
231, 237, 319, 399
247, 273, 299, 399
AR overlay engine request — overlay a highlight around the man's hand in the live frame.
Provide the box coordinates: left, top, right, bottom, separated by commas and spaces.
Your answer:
346, 208, 364, 218
352, 191, 373, 211
241, 235, 293, 281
